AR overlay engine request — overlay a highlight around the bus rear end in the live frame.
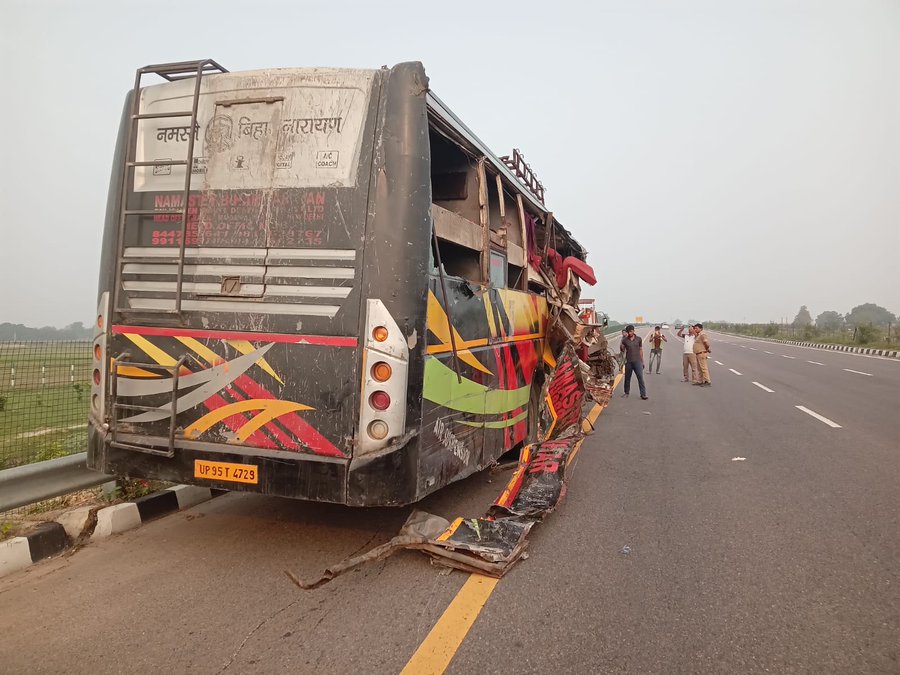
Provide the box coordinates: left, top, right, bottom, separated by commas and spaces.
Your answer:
88, 62, 430, 505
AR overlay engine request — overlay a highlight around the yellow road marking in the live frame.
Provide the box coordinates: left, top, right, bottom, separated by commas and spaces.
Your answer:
402, 366, 625, 674
400, 574, 499, 675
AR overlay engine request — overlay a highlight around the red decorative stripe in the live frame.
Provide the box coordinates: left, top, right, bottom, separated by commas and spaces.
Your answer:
112, 325, 358, 348
215, 386, 301, 451
502, 344, 521, 447
232, 374, 346, 458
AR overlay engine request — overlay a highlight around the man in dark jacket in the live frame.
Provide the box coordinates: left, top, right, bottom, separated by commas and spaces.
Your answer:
619, 325, 648, 400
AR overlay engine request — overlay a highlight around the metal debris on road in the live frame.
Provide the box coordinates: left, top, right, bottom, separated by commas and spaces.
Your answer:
287, 340, 621, 587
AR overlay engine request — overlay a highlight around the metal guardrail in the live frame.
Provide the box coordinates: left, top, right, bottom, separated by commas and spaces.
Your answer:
0, 453, 112, 512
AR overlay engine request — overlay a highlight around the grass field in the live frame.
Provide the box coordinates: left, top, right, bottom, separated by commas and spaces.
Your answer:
0, 342, 91, 470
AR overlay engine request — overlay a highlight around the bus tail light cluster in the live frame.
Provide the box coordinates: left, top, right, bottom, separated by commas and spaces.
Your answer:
357, 300, 409, 456
90, 292, 110, 424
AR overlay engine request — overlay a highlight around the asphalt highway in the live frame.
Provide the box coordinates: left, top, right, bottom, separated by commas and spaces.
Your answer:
0, 331, 897, 673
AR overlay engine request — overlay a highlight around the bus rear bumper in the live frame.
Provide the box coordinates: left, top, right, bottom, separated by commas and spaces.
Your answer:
88, 425, 348, 504
87, 425, 420, 506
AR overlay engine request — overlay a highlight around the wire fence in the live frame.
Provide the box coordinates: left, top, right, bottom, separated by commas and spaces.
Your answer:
0, 341, 92, 471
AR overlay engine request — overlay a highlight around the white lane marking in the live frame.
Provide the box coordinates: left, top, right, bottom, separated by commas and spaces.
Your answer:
795, 406, 842, 428
732, 457, 746, 461
729, 368, 742, 375
715, 360, 724, 366
781, 355, 796, 359
807, 360, 824, 365
764, 351, 774, 354
843, 368, 873, 377
752, 381, 774, 392
749, 347, 758, 351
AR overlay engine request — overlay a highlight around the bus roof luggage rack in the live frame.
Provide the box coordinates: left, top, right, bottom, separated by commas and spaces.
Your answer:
112, 59, 229, 318
499, 149, 545, 204
139, 59, 229, 81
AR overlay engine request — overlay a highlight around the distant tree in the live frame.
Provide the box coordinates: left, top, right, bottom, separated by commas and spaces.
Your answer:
0, 321, 92, 341
815, 311, 843, 331
763, 323, 779, 337
845, 303, 896, 327
855, 324, 879, 344
802, 325, 818, 340
792, 305, 813, 327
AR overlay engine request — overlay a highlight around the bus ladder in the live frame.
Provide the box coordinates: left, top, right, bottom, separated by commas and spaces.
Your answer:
109, 353, 189, 458
112, 59, 228, 318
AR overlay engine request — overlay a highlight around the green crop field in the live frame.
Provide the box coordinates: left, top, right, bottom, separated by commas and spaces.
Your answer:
0, 342, 92, 470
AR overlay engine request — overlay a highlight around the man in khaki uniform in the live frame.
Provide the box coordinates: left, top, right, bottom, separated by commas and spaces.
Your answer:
677, 324, 698, 382
692, 323, 712, 386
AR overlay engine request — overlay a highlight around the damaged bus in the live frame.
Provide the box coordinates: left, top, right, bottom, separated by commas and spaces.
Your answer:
87, 59, 595, 506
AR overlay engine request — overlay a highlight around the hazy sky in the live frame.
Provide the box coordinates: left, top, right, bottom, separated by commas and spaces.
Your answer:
1, 0, 897, 327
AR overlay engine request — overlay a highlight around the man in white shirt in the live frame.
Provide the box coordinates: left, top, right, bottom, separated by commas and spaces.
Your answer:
676, 324, 698, 383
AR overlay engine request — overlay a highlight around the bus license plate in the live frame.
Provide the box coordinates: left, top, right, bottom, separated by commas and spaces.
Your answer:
194, 459, 259, 485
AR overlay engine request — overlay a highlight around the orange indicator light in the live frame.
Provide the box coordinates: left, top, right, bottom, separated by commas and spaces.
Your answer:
372, 362, 392, 382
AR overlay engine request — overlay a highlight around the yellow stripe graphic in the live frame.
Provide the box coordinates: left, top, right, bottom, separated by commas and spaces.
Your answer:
427, 292, 492, 375
112, 362, 161, 379
185, 399, 313, 440
482, 292, 498, 338
124, 333, 177, 366
435, 517, 464, 543
176, 336, 222, 366
227, 340, 284, 384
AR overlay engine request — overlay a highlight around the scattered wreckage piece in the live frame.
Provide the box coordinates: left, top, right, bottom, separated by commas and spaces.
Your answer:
286, 511, 451, 590
286, 333, 619, 588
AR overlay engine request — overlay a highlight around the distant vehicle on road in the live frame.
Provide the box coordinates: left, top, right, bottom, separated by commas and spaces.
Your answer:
662, 323, 670, 329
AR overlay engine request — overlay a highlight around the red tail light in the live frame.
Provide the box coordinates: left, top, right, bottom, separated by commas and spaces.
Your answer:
369, 391, 391, 411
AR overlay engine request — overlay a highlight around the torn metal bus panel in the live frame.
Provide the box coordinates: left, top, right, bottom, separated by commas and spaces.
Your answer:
421, 517, 533, 576
489, 437, 575, 519
539, 345, 586, 441
88, 59, 598, 507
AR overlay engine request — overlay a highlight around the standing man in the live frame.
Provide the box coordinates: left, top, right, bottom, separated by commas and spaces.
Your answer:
647, 326, 668, 374
692, 323, 712, 386
677, 324, 698, 382
619, 324, 648, 399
